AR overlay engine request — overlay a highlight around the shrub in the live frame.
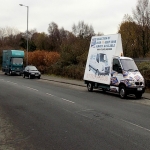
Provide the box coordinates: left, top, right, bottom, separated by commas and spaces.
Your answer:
27, 50, 60, 73
137, 62, 150, 88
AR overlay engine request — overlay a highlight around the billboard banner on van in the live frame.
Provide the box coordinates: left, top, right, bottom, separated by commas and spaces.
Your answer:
83, 34, 123, 85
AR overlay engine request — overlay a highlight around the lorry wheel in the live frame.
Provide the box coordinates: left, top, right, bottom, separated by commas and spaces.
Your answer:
135, 93, 142, 99
119, 85, 127, 99
9, 70, 12, 76
87, 82, 93, 92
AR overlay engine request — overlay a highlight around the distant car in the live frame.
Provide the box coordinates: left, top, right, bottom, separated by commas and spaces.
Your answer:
23, 65, 41, 79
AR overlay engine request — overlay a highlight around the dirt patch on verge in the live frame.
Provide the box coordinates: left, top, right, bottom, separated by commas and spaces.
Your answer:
0, 106, 34, 150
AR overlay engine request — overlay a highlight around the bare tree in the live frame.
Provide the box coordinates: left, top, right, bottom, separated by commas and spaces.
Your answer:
0, 27, 20, 38
72, 21, 95, 38
133, 0, 150, 56
48, 22, 61, 51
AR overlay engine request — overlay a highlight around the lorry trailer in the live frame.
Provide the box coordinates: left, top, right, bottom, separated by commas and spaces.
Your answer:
2, 50, 24, 75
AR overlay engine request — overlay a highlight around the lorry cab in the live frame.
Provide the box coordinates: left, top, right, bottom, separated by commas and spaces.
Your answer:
2, 50, 24, 75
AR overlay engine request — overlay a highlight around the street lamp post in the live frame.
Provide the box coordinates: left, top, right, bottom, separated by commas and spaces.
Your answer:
19, 4, 29, 66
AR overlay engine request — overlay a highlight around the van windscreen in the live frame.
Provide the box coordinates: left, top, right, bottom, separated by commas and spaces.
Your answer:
120, 59, 138, 71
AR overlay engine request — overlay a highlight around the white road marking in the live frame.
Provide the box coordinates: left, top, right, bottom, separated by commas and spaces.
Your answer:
120, 119, 150, 132
46, 93, 55, 97
61, 98, 75, 104
46, 93, 75, 104
6, 81, 17, 85
26, 87, 39, 91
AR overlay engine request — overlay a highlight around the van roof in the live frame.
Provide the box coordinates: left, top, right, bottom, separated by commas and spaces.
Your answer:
114, 56, 133, 60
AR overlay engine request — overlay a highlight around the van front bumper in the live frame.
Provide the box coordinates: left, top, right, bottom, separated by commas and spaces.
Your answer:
126, 87, 145, 94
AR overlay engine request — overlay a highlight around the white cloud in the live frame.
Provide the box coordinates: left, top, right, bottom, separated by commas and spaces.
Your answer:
0, 0, 137, 35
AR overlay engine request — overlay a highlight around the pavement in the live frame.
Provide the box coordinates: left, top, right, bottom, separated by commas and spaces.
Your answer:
41, 74, 150, 100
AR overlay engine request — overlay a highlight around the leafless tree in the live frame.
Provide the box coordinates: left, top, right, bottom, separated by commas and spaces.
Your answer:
133, 0, 150, 56
72, 21, 95, 38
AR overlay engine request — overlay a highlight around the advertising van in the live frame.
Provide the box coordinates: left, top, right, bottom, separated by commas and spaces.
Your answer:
83, 34, 145, 99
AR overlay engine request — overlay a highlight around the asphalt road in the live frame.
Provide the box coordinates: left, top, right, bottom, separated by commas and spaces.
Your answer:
0, 73, 150, 150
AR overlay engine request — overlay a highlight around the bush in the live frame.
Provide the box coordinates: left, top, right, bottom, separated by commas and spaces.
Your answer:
28, 50, 60, 73
50, 63, 84, 80
137, 62, 150, 88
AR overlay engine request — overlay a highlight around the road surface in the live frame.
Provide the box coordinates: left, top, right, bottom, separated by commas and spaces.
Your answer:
0, 73, 150, 150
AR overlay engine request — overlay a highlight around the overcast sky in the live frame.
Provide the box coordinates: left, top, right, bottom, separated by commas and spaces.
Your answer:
0, 0, 137, 35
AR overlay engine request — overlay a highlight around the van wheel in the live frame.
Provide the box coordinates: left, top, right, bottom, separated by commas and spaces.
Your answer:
119, 85, 127, 99
135, 93, 142, 99
87, 82, 93, 92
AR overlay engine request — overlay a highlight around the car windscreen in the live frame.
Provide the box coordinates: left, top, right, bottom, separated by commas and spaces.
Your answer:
29, 66, 37, 71
120, 59, 138, 71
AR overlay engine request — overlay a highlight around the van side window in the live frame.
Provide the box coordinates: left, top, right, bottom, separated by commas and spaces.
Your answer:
96, 54, 99, 63
113, 59, 121, 72
100, 54, 104, 62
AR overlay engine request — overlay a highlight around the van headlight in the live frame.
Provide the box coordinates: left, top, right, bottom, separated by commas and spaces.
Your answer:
129, 80, 135, 85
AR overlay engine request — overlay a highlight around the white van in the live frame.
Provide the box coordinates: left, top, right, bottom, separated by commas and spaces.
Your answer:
83, 34, 145, 99
89, 53, 110, 76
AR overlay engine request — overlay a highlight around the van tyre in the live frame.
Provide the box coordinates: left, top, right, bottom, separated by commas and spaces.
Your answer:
87, 82, 93, 92
119, 85, 127, 99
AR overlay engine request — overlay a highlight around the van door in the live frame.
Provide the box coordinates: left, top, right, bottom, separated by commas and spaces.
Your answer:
111, 58, 123, 86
